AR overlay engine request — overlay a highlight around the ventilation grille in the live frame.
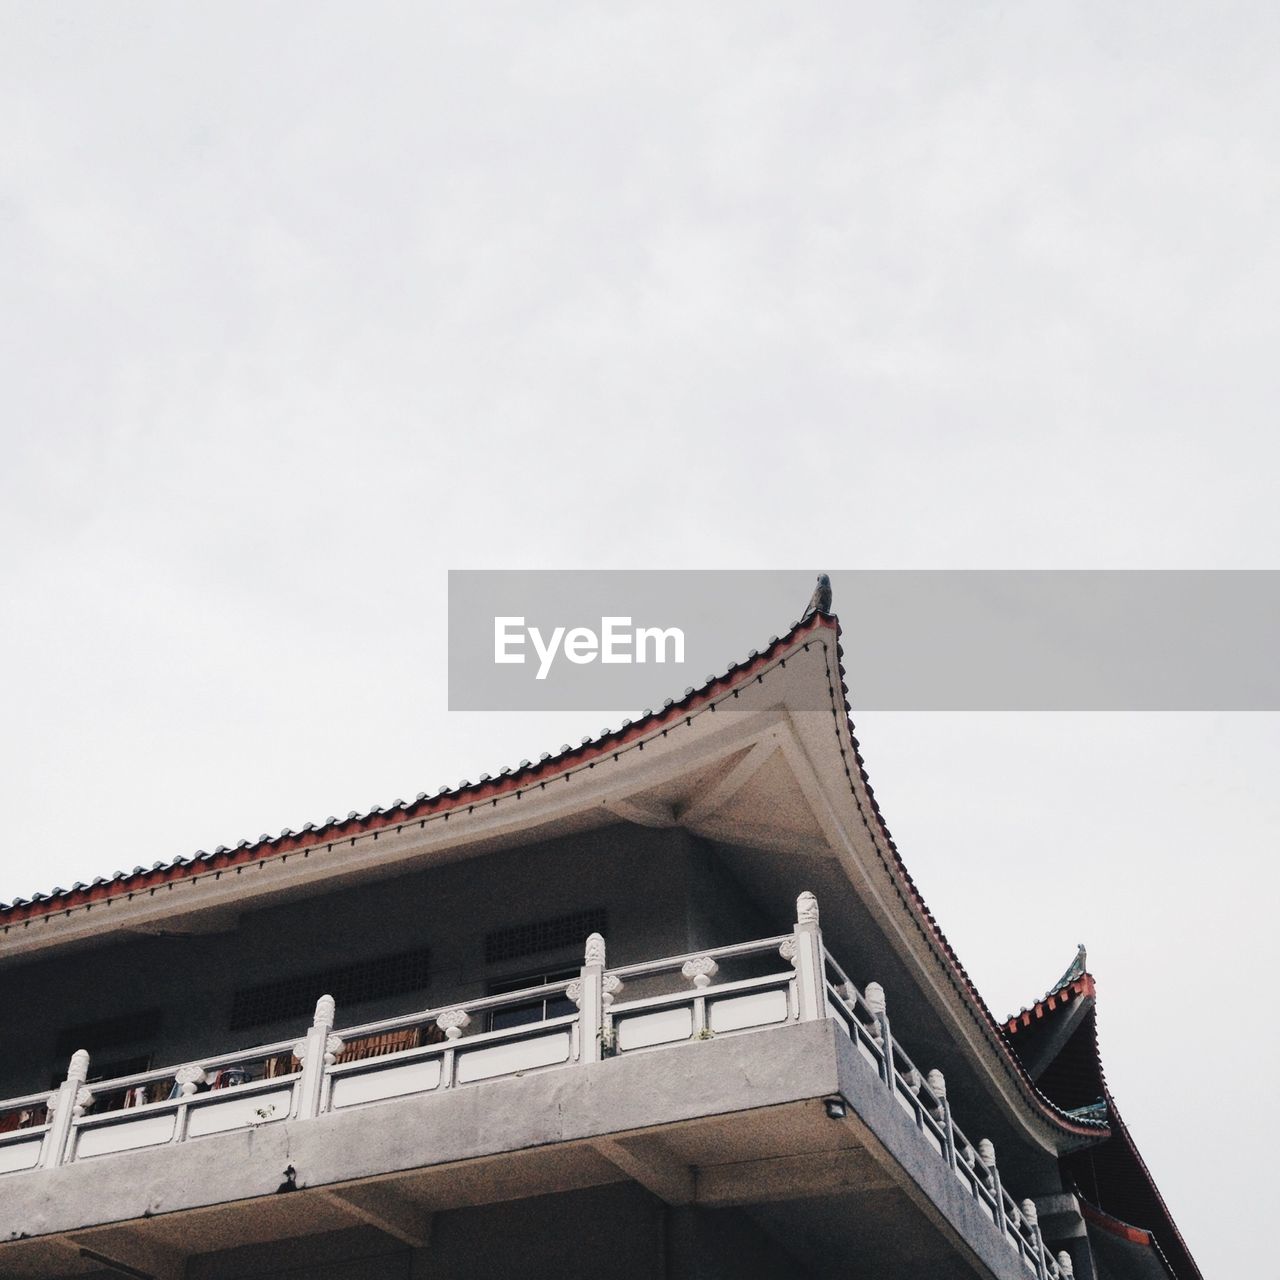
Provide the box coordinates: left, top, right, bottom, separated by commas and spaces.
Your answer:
485, 909, 607, 965
229, 947, 432, 1031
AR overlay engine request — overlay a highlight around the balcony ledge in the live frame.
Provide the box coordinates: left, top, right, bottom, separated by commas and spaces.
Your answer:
2, 1021, 1037, 1280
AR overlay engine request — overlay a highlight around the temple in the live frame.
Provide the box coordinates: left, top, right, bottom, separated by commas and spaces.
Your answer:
0, 610, 1201, 1280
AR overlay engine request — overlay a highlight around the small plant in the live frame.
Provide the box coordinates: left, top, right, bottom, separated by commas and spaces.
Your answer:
251, 1103, 277, 1125
599, 1027, 618, 1058
693, 1028, 716, 1041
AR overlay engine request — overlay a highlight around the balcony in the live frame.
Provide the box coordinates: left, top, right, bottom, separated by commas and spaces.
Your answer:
0, 894, 1077, 1280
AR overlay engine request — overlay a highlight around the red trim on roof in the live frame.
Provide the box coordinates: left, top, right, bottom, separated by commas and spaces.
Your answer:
1080, 1199, 1154, 1246
1004, 976, 1096, 1034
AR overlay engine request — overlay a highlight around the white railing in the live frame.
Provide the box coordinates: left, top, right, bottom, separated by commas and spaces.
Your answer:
0, 892, 1077, 1279
823, 947, 1068, 1280
606, 935, 797, 1053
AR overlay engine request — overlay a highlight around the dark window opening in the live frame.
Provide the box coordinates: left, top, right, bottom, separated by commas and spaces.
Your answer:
487, 969, 577, 1032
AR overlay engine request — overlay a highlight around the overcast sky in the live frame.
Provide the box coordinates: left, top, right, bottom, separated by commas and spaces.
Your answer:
2, 4, 1276, 1273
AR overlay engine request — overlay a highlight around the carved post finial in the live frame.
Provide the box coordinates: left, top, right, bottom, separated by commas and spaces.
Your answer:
977, 1137, 996, 1168
568, 972, 622, 1009
796, 891, 819, 925
313, 994, 336, 1029
863, 980, 888, 1053
1021, 1198, 1038, 1227
584, 932, 606, 966
174, 1064, 208, 1097
681, 955, 720, 989
67, 1049, 91, 1084
1057, 1252, 1074, 1278
436, 1008, 471, 1040
926, 1068, 946, 1100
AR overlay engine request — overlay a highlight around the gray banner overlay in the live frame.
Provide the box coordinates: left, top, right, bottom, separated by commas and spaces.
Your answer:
448, 571, 1280, 712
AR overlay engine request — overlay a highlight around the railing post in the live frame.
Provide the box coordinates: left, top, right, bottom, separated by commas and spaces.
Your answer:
864, 981, 893, 1085
790, 891, 829, 1021
575, 932, 607, 1063
979, 1139, 1006, 1232
434, 1007, 471, 1088
293, 995, 343, 1120
1056, 1251, 1075, 1279
927, 1069, 957, 1169
41, 1049, 91, 1168
1022, 1199, 1049, 1279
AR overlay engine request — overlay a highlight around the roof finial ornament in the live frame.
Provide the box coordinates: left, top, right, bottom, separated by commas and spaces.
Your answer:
1050, 943, 1088, 993
804, 573, 832, 619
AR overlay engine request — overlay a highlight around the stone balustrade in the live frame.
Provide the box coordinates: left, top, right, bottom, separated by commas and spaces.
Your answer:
0, 892, 1076, 1279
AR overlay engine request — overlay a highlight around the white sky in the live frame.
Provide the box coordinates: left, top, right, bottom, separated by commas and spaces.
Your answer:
2, 5, 1276, 1273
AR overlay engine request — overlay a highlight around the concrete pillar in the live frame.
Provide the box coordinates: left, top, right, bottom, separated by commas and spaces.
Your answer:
41, 1048, 90, 1168
791, 891, 828, 1022
294, 994, 342, 1120
578, 932, 607, 1064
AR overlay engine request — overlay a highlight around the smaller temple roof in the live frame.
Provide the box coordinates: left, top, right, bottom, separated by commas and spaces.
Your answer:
1004, 956, 1201, 1280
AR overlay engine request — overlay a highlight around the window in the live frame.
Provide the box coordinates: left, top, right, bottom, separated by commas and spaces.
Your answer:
487, 968, 577, 1032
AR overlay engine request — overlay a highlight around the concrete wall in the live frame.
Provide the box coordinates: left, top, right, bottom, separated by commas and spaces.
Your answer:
0, 825, 770, 1098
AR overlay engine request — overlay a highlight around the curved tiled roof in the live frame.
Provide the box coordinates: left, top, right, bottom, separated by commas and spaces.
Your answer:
0, 612, 1106, 1148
